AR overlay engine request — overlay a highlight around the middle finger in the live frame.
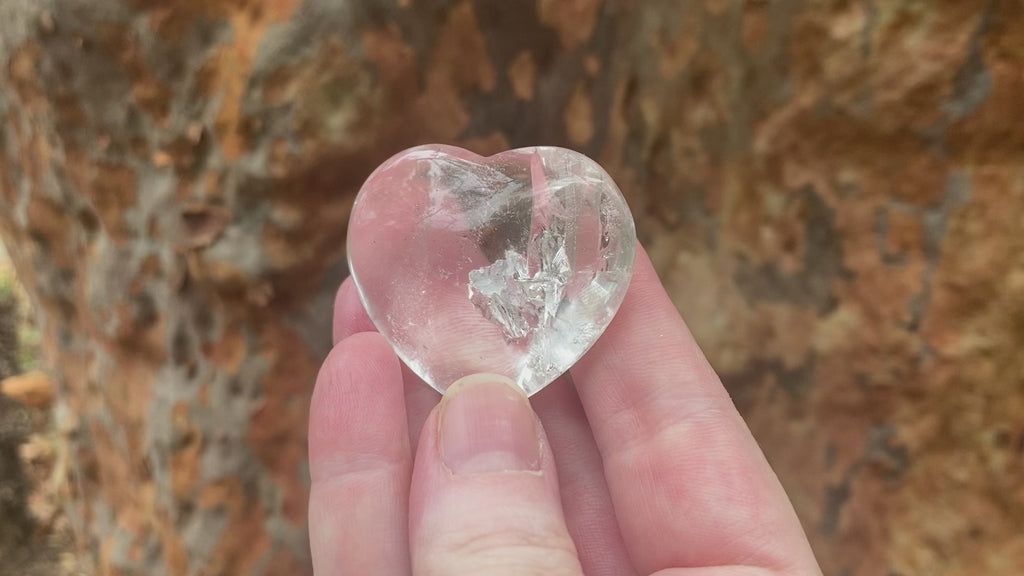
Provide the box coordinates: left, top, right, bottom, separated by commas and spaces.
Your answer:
533, 375, 638, 576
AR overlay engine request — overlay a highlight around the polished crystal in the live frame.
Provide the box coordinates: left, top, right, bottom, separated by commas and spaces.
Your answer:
347, 145, 635, 395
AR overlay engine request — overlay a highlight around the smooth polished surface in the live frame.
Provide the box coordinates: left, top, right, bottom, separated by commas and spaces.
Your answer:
348, 145, 635, 395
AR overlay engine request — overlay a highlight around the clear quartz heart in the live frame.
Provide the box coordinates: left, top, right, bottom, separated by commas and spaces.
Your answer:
347, 145, 636, 396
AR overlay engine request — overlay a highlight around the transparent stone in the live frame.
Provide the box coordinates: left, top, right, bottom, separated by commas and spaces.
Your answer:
347, 145, 636, 396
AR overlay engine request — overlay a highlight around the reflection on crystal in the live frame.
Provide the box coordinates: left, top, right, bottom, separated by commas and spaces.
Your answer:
347, 145, 636, 396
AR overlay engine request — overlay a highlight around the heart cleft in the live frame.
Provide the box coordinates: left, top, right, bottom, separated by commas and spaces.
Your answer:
347, 145, 636, 396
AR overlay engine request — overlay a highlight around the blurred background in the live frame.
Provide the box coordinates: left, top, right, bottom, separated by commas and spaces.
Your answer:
0, 0, 1022, 574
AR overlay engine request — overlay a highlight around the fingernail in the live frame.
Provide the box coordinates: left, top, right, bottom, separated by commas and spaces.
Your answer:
439, 374, 541, 475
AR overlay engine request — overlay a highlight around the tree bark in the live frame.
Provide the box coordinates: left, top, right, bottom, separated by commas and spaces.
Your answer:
1, 1, 1022, 575
0, 287, 35, 573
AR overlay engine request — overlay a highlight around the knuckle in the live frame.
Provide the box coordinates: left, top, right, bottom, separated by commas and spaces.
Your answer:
422, 527, 582, 576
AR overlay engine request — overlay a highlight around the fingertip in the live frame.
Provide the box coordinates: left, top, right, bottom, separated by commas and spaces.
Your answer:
309, 331, 408, 482
625, 242, 682, 321
408, 377, 582, 574
437, 374, 540, 475
333, 276, 378, 345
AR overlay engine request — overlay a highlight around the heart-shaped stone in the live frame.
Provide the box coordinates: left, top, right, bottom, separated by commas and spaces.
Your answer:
347, 145, 635, 396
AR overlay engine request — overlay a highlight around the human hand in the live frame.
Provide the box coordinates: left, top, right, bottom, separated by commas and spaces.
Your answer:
308, 244, 822, 575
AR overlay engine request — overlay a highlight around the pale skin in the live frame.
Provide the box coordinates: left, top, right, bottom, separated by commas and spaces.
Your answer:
308, 244, 823, 575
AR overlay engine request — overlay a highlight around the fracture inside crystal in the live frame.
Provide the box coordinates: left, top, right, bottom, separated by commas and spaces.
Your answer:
468, 228, 572, 342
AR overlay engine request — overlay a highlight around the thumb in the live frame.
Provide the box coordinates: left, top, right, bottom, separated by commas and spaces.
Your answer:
409, 374, 584, 576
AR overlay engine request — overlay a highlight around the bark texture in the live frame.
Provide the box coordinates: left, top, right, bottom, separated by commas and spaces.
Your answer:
1, 1, 1022, 575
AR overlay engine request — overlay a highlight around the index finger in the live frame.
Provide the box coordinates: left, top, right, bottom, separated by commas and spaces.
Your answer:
571, 244, 820, 575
